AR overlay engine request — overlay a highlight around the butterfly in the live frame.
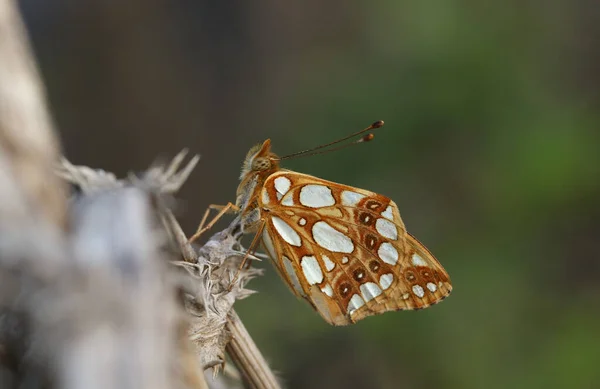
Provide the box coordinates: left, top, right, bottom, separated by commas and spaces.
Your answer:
192, 121, 452, 325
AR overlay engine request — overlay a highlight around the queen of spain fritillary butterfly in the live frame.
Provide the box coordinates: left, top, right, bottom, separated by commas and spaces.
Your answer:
192, 121, 452, 325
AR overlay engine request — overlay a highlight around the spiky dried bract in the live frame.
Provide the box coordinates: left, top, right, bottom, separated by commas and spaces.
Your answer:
57, 149, 199, 196
169, 215, 263, 371
135, 149, 200, 194
56, 158, 123, 193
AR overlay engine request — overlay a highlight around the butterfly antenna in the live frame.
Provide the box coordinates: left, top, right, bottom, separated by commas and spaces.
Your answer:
277, 120, 384, 161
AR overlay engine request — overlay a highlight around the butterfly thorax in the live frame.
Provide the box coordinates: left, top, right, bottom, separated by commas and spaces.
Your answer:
235, 139, 280, 232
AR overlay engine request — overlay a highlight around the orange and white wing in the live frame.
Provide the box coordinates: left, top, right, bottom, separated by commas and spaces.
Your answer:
258, 170, 452, 325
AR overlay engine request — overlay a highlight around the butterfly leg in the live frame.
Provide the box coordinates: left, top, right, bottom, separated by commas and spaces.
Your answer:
229, 220, 265, 288
189, 202, 240, 243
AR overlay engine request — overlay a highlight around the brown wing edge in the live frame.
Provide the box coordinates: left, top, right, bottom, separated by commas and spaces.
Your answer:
316, 233, 453, 326
346, 232, 453, 324
406, 232, 453, 304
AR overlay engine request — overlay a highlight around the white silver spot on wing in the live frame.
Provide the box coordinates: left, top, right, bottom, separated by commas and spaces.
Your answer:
341, 256, 349, 264
298, 218, 307, 226
375, 218, 398, 240
378, 242, 398, 265
379, 273, 394, 290
360, 282, 382, 302
261, 188, 270, 204
381, 205, 393, 220
427, 282, 437, 292
312, 221, 354, 253
412, 284, 425, 298
322, 254, 335, 271
301, 255, 323, 285
341, 190, 365, 206
283, 256, 305, 296
299, 185, 335, 208
321, 283, 334, 297
281, 194, 294, 206
274, 176, 291, 200
261, 229, 276, 259
272, 216, 301, 247
347, 294, 365, 314
412, 253, 427, 266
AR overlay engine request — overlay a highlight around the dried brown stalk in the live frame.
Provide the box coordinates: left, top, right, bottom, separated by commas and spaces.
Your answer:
226, 311, 281, 389
0, 0, 67, 226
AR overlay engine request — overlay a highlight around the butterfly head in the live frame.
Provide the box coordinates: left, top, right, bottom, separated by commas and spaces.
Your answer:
236, 139, 281, 215
240, 139, 280, 179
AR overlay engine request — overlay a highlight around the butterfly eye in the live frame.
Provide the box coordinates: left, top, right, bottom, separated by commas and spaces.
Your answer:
252, 157, 271, 171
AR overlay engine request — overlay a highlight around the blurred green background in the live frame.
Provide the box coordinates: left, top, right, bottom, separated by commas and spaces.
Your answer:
20, 1, 600, 388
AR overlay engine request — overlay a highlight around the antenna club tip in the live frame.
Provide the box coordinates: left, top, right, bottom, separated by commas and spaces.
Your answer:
363, 133, 375, 142
372, 120, 384, 128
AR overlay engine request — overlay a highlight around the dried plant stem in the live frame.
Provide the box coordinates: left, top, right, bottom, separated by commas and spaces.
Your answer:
161, 206, 281, 389
226, 311, 281, 389
0, 0, 66, 226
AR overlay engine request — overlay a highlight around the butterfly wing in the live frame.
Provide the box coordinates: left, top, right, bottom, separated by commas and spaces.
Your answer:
259, 170, 452, 325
